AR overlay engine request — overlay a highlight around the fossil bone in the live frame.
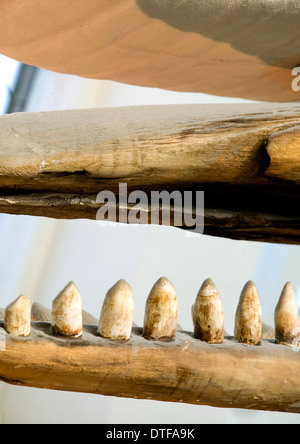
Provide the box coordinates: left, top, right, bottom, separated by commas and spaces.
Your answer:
234, 281, 262, 345
4, 295, 31, 337
52, 281, 83, 338
98, 279, 134, 340
143, 277, 178, 341
0, 105, 299, 245
1, 319, 300, 414
192, 278, 224, 344
1, 278, 300, 413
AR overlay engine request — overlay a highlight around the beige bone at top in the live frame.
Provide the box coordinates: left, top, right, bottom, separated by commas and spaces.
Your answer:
0, 0, 298, 102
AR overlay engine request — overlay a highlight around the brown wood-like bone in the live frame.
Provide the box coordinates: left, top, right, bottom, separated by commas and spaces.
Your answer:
0, 280, 297, 414
0, 104, 299, 244
0, 322, 299, 414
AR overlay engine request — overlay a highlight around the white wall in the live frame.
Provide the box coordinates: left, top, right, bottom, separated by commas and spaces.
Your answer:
0, 68, 299, 424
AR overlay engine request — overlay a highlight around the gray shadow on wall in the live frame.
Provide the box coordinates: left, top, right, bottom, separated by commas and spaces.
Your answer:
136, 0, 300, 69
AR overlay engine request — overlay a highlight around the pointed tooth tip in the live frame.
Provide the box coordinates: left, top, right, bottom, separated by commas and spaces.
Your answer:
6, 294, 30, 310
53, 281, 82, 303
242, 280, 257, 292
155, 277, 175, 289
61, 280, 80, 293
283, 281, 295, 295
275, 282, 297, 314
277, 282, 296, 303
147, 277, 177, 301
148, 276, 177, 300
203, 277, 216, 287
111, 279, 132, 293
239, 280, 261, 306
116, 278, 129, 285
105, 279, 134, 304
64, 280, 80, 292
198, 278, 219, 298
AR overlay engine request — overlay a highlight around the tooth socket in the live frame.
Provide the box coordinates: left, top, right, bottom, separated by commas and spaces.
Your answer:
143, 277, 178, 341
52, 282, 83, 338
4, 295, 31, 337
98, 279, 134, 340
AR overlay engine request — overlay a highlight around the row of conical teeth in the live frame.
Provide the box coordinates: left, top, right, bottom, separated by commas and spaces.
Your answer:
2, 278, 299, 347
